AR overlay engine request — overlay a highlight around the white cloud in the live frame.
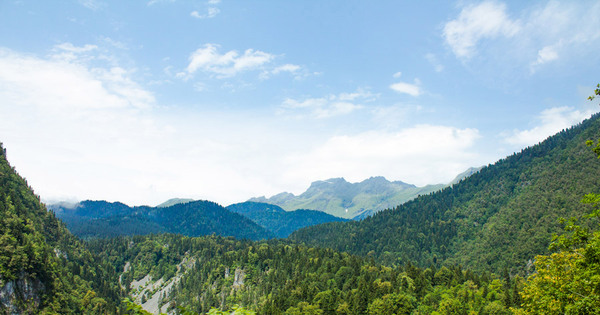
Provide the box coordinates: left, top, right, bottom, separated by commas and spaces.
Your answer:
259, 63, 306, 80
190, 7, 220, 19
184, 44, 274, 78
280, 89, 377, 119
443, 1, 520, 58
393, 71, 402, 78
0, 46, 176, 204
390, 79, 422, 97
284, 125, 481, 186
271, 64, 301, 75
504, 106, 596, 146
338, 88, 378, 102
530, 45, 559, 71
444, 1, 600, 73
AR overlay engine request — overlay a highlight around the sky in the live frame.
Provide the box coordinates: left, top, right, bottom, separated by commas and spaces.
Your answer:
0, 0, 599, 207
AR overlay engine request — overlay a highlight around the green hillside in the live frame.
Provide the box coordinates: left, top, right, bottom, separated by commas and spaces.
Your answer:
90, 233, 519, 314
290, 113, 600, 274
0, 144, 122, 313
227, 201, 348, 238
51, 200, 274, 241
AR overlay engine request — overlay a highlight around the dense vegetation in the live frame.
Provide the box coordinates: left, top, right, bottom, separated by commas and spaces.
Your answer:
0, 144, 122, 313
227, 202, 348, 238
52, 200, 273, 240
290, 113, 600, 274
91, 233, 521, 315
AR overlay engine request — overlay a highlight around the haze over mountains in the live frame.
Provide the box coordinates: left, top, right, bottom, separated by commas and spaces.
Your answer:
2, 112, 600, 313
250, 168, 482, 219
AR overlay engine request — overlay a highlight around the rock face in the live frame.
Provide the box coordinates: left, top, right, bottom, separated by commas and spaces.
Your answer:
0, 274, 44, 314
250, 176, 447, 219
232, 267, 245, 289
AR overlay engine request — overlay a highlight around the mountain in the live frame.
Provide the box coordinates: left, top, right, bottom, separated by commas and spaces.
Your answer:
250, 176, 449, 219
226, 201, 348, 238
290, 113, 600, 274
0, 144, 121, 313
156, 198, 195, 208
51, 200, 274, 241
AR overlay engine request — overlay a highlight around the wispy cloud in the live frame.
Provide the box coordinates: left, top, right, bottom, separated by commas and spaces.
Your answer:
181, 44, 274, 79
390, 78, 422, 97
189, 0, 222, 19
503, 106, 596, 146
259, 63, 309, 80
285, 125, 481, 186
191, 7, 220, 19
443, 1, 520, 59
444, 1, 600, 73
78, 0, 103, 10
280, 89, 377, 119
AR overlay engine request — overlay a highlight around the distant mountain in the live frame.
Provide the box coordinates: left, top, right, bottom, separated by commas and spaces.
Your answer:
156, 198, 195, 208
250, 176, 452, 219
51, 200, 273, 240
290, 113, 600, 273
227, 201, 348, 238
449, 166, 483, 185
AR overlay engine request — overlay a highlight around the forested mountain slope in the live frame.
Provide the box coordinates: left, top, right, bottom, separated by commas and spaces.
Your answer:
227, 201, 348, 238
90, 233, 519, 314
290, 113, 600, 274
51, 200, 274, 241
0, 144, 122, 313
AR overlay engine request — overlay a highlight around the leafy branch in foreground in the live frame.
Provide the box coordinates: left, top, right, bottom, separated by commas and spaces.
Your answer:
515, 194, 600, 314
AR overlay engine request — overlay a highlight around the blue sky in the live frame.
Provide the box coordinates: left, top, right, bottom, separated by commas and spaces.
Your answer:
0, 0, 599, 206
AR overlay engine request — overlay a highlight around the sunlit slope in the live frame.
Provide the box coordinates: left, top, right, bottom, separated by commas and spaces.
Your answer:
290, 113, 600, 273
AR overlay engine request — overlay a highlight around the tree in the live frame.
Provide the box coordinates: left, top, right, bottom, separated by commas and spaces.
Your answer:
515, 88, 600, 313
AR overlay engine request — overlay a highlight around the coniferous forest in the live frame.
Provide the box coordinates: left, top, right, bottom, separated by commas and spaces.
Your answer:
2, 107, 600, 313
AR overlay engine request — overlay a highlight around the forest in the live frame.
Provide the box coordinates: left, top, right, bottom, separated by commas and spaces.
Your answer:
1, 92, 600, 314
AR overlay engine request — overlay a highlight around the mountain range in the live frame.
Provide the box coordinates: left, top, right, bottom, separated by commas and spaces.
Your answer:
249, 169, 481, 219
50, 199, 349, 240
50, 200, 274, 240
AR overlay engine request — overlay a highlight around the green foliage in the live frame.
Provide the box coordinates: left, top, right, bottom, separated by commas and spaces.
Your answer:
517, 194, 600, 314
290, 114, 600, 273
92, 233, 516, 314
0, 143, 122, 313
588, 83, 600, 102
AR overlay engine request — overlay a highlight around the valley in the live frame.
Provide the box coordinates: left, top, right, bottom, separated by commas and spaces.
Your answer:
1, 112, 600, 314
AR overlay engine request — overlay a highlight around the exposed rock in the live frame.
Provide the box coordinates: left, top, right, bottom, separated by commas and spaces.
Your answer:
232, 267, 245, 289
0, 274, 44, 314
